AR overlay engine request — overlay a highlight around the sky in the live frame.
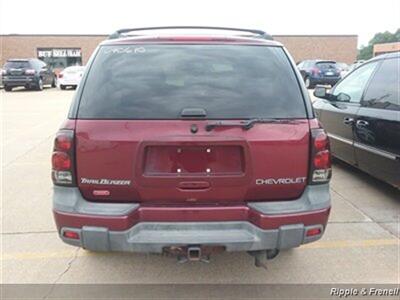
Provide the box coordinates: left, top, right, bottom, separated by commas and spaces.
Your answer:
1, 0, 399, 47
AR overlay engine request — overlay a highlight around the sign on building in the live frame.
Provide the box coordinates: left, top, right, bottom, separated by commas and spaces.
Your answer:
37, 48, 82, 58
37, 48, 82, 69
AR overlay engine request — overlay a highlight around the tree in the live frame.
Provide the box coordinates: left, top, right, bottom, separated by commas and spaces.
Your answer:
357, 28, 400, 60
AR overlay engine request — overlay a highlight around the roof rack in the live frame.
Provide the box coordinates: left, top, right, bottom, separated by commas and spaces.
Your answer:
108, 26, 273, 40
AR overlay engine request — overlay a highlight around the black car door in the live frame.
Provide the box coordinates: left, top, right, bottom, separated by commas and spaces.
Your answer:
354, 56, 400, 188
317, 60, 380, 165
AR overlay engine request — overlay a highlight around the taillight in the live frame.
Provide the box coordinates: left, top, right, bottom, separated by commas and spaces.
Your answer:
52, 130, 76, 186
311, 68, 320, 76
52, 152, 71, 170
63, 230, 80, 240
54, 134, 72, 151
25, 69, 36, 75
309, 128, 332, 184
314, 151, 330, 169
306, 227, 322, 237
58, 73, 64, 78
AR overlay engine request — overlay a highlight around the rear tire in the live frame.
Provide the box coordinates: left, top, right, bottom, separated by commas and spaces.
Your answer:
60, 85, 66, 90
4, 85, 12, 92
305, 77, 314, 89
51, 77, 56, 88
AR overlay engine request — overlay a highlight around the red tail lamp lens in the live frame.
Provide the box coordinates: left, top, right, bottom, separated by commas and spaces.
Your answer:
314, 150, 331, 169
63, 231, 80, 240
52, 129, 75, 186
311, 68, 320, 75
55, 134, 72, 151
314, 132, 328, 151
306, 228, 322, 237
52, 152, 71, 170
310, 127, 331, 184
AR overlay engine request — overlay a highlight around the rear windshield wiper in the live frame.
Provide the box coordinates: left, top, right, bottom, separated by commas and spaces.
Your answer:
205, 118, 299, 131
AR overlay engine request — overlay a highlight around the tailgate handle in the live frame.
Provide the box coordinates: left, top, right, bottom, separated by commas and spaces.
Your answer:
178, 181, 210, 190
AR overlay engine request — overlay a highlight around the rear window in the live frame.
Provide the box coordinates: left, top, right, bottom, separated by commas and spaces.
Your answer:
4, 61, 30, 69
77, 45, 306, 119
316, 61, 338, 70
337, 62, 349, 70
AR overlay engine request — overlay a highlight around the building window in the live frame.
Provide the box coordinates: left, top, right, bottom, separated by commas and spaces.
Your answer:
37, 48, 82, 70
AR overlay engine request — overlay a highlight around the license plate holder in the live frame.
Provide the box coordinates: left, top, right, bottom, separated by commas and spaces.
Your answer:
144, 145, 244, 176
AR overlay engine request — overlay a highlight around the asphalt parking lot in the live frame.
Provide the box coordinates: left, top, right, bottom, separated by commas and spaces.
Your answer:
1, 88, 399, 285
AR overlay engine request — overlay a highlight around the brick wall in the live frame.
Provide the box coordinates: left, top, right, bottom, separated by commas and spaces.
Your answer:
274, 35, 358, 64
373, 42, 400, 56
1, 34, 358, 66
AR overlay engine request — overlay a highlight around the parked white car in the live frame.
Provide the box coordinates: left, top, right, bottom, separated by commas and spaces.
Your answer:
341, 60, 366, 78
336, 62, 349, 78
58, 66, 85, 90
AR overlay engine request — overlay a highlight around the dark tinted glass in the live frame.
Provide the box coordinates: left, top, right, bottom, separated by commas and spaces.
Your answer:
38, 60, 46, 68
362, 58, 400, 111
333, 61, 378, 103
78, 45, 306, 119
316, 61, 337, 70
4, 61, 30, 69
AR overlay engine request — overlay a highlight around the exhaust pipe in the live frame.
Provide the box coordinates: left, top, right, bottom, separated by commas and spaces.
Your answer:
248, 249, 280, 269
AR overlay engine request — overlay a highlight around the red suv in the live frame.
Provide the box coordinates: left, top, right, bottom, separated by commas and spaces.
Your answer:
52, 27, 331, 266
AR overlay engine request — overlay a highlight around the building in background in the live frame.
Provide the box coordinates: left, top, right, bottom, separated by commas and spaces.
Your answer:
373, 42, 400, 56
1, 35, 105, 70
275, 35, 358, 64
1, 34, 358, 68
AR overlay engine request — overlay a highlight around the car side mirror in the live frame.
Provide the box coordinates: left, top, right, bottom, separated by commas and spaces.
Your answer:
313, 85, 329, 99
336, 92, 351, 102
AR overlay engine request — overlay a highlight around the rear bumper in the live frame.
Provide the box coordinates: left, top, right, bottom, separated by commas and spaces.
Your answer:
310, 77, 340, 86
58, 79, 79, 86
3, 77, 37, 87
61, 222, 325, 252
53, 184, 331, 252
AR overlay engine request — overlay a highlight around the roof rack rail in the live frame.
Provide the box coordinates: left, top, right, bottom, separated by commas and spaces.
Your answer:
108, 26, 273, 40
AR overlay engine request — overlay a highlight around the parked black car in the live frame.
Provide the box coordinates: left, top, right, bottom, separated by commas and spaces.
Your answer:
2, 59, 56, 91
313, 52, 400, 189
297, 60, 341, 89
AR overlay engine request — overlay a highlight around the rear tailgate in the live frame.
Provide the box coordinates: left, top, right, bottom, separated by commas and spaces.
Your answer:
74, 43, 311, 203
75, 120, 310, 203
4, 60, 31, 78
